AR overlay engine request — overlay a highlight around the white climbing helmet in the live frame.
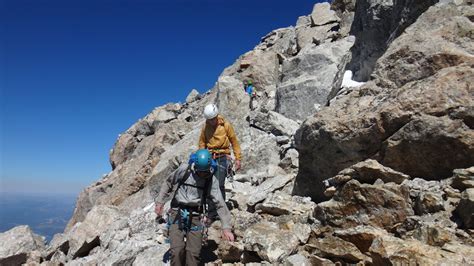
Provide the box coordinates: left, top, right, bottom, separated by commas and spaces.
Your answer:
203, 104, 219, 120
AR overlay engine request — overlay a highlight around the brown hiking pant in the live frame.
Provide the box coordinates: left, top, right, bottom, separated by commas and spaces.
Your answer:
169, 210, 203, 266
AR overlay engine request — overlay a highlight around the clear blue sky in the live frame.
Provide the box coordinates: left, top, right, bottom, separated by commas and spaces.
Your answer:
1, 0, 320, 195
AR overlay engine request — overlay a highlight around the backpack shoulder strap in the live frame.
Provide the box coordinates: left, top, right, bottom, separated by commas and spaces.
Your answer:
178, 167, 192, 189
171, 166, 193, 201
200, 176, 213, 214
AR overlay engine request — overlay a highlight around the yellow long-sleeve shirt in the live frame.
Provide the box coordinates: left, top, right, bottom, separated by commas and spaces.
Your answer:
198, 115, 242, 160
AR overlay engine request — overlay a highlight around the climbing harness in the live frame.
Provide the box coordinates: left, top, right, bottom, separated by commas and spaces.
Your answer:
166, 208, 204, 234
226, 155, 235, 183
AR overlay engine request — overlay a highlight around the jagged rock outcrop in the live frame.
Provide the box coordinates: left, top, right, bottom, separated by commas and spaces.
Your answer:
276, 36, 354, 121
372, 2, 474, 88
0, 225, 45, 265
347, 0, 439, 81
186, 89, 200, 103
66, 90, 217, 230
310, 2, 341, 26
315, 180, 414, 229
294, 2, 474, 201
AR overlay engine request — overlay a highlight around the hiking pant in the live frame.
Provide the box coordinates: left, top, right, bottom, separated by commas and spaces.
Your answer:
208, 156, 228, 218
168, 209, 203, 266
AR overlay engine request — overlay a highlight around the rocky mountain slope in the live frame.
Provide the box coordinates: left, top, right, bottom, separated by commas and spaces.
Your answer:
1, 0, 473, 265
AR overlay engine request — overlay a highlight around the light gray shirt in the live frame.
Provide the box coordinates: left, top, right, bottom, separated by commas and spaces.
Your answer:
155, 163, 232, 229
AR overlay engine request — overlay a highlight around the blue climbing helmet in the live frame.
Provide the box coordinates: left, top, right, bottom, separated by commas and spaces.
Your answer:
189, 149, 217, 173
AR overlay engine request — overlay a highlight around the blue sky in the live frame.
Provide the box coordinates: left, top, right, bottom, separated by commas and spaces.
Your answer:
1, 0, 320, 195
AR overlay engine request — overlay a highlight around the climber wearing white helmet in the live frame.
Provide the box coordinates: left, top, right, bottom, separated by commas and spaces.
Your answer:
203, 104, 218, 119
199, 103, 241, 219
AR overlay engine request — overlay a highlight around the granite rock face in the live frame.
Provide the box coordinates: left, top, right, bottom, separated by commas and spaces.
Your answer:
0, 226, 45, 265
12, 1, 474, 265
347, 0, 439, 81
275, 37, 355, 122
294, 2, 474, 201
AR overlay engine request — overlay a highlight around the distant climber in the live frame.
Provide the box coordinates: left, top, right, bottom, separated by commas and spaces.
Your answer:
154, 149, 234, 266
243, 80, 254, 96
199, 104, 242, 218
243, 80, 256, 109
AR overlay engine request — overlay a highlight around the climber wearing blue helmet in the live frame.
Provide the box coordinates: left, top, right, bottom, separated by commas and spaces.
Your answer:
191, 149, 217, 173
155, 149, 234, 266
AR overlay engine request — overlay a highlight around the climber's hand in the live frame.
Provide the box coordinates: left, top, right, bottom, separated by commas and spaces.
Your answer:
222, 229, 235, 242
234, 160, 241, 172
154, 203, 164, 216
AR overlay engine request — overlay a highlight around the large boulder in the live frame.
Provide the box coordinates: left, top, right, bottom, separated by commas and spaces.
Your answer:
372, 3, 474, 88
66, 205, 123, 259
276, 36, 355, 121
247, 174, 295, 207
295, 64, 474, 202
256, 191, 316, 218
314, 180, 414, 229
250, 110, 300, 137
256, 27, 297, 57
0, 225, 45, 265
305, 236, 370, 264
328, 159, 410, 187
243, 222, 300, 263
380, 115, 474, 179
369, 234, 474, 265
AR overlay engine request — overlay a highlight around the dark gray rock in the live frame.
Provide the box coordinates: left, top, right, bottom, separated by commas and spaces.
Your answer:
276, 36, 354, 121
456, 188, 474, 229
347, 0, 438, 81
251, 111, 299, 137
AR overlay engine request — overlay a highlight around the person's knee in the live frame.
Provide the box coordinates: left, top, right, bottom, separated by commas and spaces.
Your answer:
171, 242, 185, 252
170, 245, 186, 259
185, 244, 201, 258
